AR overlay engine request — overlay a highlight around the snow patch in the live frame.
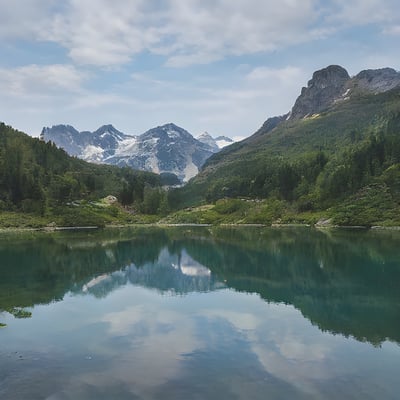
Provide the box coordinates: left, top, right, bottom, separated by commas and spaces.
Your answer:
167, 129, 180, 139
342, 88, 351, 97
181, 265, 211, 277
81, 145, 105, 163
100, 131, 111, 138
115, 136, 138, 157
216, 139, 232, 148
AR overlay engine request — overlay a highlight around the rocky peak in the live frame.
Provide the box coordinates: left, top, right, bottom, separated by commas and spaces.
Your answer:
92, 124, 130, 148
352, 68, 400, 93
142, 123, 193, 141
94, 124, 118, 134
290, 65, 350, 120
197, 131, 219, 151
41, 124, 89, 156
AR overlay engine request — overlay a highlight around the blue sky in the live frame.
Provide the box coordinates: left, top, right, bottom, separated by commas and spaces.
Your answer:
0, 0, 399, 139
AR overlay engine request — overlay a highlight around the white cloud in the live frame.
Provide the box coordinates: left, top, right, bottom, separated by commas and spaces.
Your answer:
99, 303, 201, 390
0, 0, 322, 67
328, 0, 399, 26
0, 64, 86, 97
161, 0, 320, 67
41, 0, 157, 66
1, 1, 399, 68
246, 66, 304, 85
0, 0, 56, 39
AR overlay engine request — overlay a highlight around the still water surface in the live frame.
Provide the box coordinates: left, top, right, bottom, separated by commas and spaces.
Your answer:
0, 226, 399, 399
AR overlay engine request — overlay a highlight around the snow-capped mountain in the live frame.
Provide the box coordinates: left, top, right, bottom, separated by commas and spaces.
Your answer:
215, 135, 234, 148
41, 123, 229, 182
197, 132, 234, 151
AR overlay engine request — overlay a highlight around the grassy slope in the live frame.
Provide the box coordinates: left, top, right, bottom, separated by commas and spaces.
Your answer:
203, 89, 400, 174
171, 89, 400, 226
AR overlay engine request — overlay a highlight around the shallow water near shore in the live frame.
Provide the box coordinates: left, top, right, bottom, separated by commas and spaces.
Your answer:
1, 226, 399, 399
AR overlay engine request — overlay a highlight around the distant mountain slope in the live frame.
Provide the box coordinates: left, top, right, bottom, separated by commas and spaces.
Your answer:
180, 65, 400, 223
196, 132, 234, 151
42, 123, 231, 182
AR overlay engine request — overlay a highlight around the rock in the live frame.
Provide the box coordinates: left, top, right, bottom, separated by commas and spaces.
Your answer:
253, 114, 289, 138
290, 65, 350, 120
352, 68, 400, 94
197, 131, 219, 151
44, 222, 57, 231
315, 218, 333, 227
103, 195, 118, 205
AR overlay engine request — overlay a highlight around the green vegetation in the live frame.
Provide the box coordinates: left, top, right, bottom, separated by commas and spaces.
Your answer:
1, 88, 400, 228
169, 89, 400, 226
0, 123, 166, 227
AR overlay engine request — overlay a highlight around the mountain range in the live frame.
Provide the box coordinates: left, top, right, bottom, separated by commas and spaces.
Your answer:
41, 123, 233, 182
2, 63, 400, 227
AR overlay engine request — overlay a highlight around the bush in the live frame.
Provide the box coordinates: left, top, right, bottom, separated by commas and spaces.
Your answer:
214, 198, 248, 214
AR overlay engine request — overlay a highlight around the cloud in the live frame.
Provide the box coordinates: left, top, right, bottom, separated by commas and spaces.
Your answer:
328, 0, 399, 26
383, 25, 400, 35
41, 0, 157, 66
246, 66, 304, 85
99, 303, 201, 389
0, 0, 325, 68
161, 0, 320, 67
0, 64, 86, 97
1, 1, 399, 68
0, 0, 57, 39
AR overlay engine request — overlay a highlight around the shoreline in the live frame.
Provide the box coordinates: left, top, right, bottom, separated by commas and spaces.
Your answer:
1, 222, 400, 234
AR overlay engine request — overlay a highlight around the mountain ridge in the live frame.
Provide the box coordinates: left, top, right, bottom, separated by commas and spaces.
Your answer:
289, 65, 400, 120
41, 123, 231, 182
177, 65, 400, 226
205, 65, 400, 162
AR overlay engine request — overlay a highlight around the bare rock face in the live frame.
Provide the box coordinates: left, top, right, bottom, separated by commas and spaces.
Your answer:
252, 114, 289, 138
290, 65, 351, 120
352, 68, 400, 94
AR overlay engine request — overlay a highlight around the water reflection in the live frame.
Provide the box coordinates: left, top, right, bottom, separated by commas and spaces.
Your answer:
1, 227, 400, 399
0, 226, 399, 346
79, 248, 222, 298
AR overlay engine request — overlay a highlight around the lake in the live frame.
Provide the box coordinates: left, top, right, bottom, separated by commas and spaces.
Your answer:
0, 226, 399, 399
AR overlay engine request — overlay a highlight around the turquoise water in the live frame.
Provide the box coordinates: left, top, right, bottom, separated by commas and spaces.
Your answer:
0, 227, 399, 399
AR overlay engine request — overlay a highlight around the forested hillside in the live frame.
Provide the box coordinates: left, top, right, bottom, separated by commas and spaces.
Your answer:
171, 86, 400, 226
0, 123, 163, 227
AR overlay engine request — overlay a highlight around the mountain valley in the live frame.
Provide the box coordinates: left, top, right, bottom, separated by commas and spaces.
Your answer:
1, 64, 400, 228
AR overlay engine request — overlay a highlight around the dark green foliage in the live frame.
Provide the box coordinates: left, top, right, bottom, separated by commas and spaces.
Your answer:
0, 123, 162, 224
331, 183, 400, 227
159, 172, 180, 186
140, 186, 168, 215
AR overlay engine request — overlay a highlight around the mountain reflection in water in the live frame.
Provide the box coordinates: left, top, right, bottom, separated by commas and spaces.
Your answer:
80, 248, 221, 298
0, 226, 399, 345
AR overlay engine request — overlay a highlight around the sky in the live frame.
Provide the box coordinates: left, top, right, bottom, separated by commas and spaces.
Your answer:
0, 0, 399, 140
